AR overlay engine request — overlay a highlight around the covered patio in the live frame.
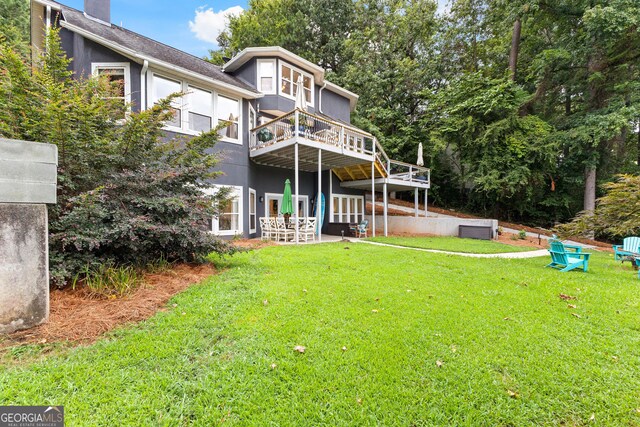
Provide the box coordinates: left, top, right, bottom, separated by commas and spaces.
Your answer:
250, 109, 431, 242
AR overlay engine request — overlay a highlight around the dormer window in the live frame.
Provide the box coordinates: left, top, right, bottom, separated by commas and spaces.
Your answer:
280, 62, 313, 106
257, 59, 276, 94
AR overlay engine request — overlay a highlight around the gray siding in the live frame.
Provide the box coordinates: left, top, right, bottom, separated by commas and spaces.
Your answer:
60, 28, 143, 112
320, 89, 351, 124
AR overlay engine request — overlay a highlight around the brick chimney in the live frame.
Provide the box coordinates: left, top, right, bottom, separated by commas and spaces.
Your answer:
84, 0, 110, 25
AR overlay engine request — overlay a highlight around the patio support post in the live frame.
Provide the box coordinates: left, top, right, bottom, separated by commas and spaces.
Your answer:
414, 188, 419, 217
383, 182, 388, 237
371, 162, 376, 238
425, 189, 428, 217
318, 149, 322, 242
295, 142, 299, 244
371, 140, 376, 237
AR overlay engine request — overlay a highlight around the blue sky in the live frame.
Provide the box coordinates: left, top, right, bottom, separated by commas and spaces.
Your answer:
61, 0, 448, 58
61, 0, 249, 57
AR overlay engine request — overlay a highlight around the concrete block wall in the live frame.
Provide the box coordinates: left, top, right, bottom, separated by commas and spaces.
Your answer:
0, 138, 57, 334
365, 215, 499, 239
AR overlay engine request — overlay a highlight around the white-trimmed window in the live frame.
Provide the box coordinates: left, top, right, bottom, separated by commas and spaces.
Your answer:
257, 59, 276, 94
188, 86, 213, 132
265, 193, 308, 218
249, 188, 257, 234
280, 62, 313, 106
331, 194, 364, 223
217, 94, 240, 142
92, 62, 131, 114
151, 74, 182, 128
148, 71, 242, 144
210, 185, 243, 236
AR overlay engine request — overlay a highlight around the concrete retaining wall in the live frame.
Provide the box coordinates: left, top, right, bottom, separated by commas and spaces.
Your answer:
0, 138, 57, 334
365, 215, 499, 239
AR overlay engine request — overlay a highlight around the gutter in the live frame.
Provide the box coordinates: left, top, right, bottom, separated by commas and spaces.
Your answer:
59, 21, 263, 100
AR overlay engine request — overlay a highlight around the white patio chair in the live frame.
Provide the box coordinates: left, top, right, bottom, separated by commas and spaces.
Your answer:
268, 217, 278, 241
276, 217, 294, 242
259, 217, 270, 240
300, 218, 316, 242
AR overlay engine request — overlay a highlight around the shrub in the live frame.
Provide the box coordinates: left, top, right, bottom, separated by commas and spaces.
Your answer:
0, 29, 237, 287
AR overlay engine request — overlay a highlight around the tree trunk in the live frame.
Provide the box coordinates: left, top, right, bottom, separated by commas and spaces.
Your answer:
637, 118, 640, 167
583, 165, 597, 212
508, 18, 522, 81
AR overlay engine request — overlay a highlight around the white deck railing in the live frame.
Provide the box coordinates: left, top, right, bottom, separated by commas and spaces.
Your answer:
249, 109, 430, 184
250, 109, 375, 155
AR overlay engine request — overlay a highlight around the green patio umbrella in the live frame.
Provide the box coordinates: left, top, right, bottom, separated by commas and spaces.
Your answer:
280, 179, 294, 218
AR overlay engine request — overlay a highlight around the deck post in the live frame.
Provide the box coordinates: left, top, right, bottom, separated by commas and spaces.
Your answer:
414, 188, 419, 217
371, 139, 376, 237
425, 188, 428, 217
317, 149, 322, 242
295, 142, 299, 244
371, 163, 375, 237
383, 182, 388, 237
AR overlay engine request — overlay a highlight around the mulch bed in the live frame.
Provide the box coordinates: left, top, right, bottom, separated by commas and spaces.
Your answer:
2, 263, 218, 349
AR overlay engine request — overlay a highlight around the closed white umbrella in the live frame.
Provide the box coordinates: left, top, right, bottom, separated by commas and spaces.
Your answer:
416, 142, 424, 167
294, 75, 307, 111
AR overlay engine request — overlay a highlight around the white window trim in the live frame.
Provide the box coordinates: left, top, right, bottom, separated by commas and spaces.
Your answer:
279, 60, 314, 108
265, 192, 309, 218
208, 185, 244, 236
330, 194, 365, 223
147, 70, 243, 145
249, 188, 257, 234
215, 92, 242, 145
257, 58, 276, 95
249, 103, 257, 131
91, 62, 131, 110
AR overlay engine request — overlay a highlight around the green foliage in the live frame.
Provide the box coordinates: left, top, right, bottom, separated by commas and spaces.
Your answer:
556, 174, 640, 239
2, 244, 640, 424
518, 229, 527, 239
73, 263, 142, 298
0, 0, 29, 56
426, 74, 556, 219
0, 29, 237, 286
366, 236, 534, 253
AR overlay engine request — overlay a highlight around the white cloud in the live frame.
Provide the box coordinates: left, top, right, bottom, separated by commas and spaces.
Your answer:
189, 5, 244, 45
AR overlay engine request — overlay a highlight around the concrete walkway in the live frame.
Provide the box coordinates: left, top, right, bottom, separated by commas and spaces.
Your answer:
358, 240, 549, 259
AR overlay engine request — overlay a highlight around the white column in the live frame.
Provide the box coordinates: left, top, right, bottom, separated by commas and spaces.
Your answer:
414, 188, 419, 217
371, 162, 376, 237
425, 189, 428, 217
383, 182, 388, 237
317, 149, 322, 242
295, 143, 299, 244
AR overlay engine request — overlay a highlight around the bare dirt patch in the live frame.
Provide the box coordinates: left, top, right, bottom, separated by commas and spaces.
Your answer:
2, 263, 217, 348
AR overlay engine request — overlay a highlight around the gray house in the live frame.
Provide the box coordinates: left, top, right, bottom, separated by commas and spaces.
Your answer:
30, 0, 430, 240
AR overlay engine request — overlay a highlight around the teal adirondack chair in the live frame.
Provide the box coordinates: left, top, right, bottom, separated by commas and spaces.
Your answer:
546, 240, 591, 272
612, 236, 640, 261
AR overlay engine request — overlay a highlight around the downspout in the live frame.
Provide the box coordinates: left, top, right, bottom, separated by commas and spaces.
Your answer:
45, 5, 51, 50
318, 81, 327, 114
140, 59, 148, 111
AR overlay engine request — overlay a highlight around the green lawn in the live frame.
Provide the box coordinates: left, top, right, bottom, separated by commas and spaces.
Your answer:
1, 243, 639, 426
367, 235, 536, 253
